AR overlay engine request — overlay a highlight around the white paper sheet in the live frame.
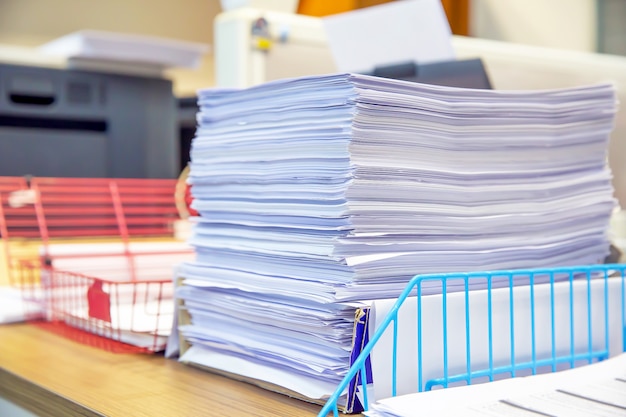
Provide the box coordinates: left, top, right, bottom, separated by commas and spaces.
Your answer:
369, 276, 625, 401
365, 352, 626, 417
323, 0, 455, 73
39, 30, 209, 69
180, 344, 342, 401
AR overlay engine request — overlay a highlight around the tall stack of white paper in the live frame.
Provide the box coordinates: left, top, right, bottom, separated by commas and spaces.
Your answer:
177, 73, 617, 404
183, 74, 616, 301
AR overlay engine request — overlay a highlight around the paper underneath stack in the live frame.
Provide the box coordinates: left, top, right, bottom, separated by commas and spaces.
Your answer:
178, 286, 368, 401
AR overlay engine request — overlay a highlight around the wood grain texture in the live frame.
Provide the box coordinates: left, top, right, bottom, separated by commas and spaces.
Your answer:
0, 324, 323, 417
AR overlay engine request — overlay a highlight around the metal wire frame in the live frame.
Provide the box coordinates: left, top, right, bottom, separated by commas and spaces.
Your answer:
318, 264, 626, 416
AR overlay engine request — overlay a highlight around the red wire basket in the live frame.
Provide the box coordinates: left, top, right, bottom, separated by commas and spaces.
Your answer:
0, 176, 194, 353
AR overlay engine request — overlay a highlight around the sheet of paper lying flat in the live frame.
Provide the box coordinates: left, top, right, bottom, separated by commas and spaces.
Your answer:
187, 73, 617, 304
38, 30, 209, 69
45, 241, 194, 282
365, 352, 626, 417
368, 277, 625, 402
323, 0, 455, 73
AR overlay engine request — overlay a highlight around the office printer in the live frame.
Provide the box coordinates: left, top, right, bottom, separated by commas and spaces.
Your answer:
0, 31, 208, 179
0, 63, 178, 179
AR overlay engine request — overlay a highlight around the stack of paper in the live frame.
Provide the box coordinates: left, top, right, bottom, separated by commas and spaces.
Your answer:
178, 285, 367, 400
182, 73, 616, 302
177, 73, 617, 405
39, 30, 209, 69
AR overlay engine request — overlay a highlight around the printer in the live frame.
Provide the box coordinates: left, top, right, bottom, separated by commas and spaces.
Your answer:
0, 63, 177, 179
0, 31, 208, 179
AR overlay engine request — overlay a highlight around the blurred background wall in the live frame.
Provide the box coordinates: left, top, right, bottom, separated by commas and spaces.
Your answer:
0, 0, 221, 95
0, 0, 623, 94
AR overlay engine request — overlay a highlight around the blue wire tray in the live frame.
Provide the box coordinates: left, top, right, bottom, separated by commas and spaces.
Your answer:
319, 264, 626, 416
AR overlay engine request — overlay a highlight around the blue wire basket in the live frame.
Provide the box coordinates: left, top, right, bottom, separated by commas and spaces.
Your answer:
318, 264, 626, 416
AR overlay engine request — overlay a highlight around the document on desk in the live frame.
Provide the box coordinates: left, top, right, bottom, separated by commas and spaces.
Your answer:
179, 72, 619, 408
364, 352, 626, 417
368, 276, 626, 402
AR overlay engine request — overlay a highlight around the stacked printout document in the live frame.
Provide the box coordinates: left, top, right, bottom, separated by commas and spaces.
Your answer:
177, 73, 618, 406
366, 352, 626, 417
182, 73, 617, 302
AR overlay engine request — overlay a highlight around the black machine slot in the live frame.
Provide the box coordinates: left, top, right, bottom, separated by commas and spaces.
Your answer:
369, 58, 493, 90
0, 115, 107, 132
9, 94, 56, 106
7, 73, 58, 107
0, 63, 179, 179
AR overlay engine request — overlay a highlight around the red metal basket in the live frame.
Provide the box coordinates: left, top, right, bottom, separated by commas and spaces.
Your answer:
1, 176, 194, 353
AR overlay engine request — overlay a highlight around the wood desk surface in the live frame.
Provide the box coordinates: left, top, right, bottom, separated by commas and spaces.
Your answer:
0, 324, 323, 417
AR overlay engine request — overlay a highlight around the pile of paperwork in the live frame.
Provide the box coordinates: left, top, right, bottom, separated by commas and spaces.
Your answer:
182, 73, 616, 301
177, 73, 617, 406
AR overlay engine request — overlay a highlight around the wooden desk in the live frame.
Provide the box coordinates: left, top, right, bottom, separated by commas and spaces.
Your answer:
0, 324, 323, 417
